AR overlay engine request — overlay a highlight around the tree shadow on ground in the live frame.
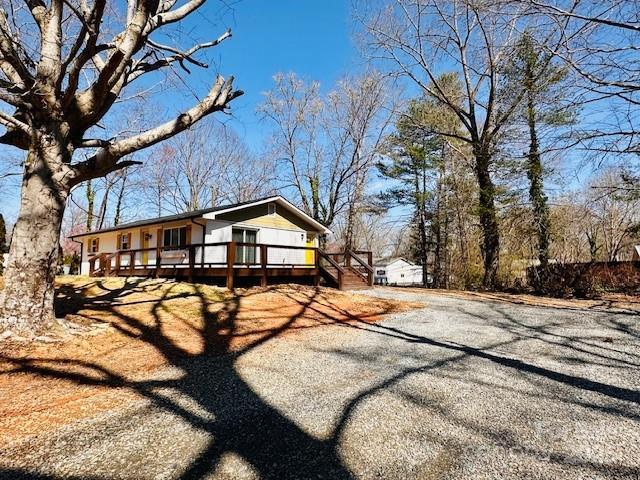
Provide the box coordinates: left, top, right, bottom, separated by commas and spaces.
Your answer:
1, 280, 639, 479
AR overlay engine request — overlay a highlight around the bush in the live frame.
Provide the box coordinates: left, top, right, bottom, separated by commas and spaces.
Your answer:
527, 261, 640, 298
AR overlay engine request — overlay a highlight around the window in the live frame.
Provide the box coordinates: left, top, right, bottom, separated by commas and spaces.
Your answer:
118, 233, 130, 250
400, 273, 405, 278
268, 202, 276, 215
376, 269, 386, 276
89, 237, 99, 253
233, 228, 257, 264
163, 227, 187, 250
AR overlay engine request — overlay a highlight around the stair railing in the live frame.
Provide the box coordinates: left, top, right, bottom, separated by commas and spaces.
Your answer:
317, 250, 345, 289
346, 249, 374, 286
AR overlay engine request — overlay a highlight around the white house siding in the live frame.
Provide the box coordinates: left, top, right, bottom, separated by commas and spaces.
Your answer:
375, 259, 423, 286
202, 219, 313, 266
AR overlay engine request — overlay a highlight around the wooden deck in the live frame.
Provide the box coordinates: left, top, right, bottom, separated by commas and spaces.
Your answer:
88, 242, 373, 290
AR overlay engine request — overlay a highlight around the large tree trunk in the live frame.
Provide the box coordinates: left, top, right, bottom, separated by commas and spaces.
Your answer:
0, 144, 69, 334
474, 148, 500, 289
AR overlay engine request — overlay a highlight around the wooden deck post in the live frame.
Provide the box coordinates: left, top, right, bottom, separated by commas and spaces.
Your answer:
226, 241, 236, 290
155, 247, 162, 278
367, 251, 373, 286
188, 245, 195, 282
260, 244, 268, 287
345, 250, 351, 268
129, 252, 134, 276
115, 251, 121, 275
104, 255, 111, 277
314, 248, 320, 286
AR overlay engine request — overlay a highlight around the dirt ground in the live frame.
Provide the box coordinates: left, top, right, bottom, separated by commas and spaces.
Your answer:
1, 284, 638, 479
0, 277, 417, 448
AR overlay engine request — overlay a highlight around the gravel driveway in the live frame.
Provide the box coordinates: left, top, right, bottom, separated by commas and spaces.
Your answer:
2, 288, 639, 479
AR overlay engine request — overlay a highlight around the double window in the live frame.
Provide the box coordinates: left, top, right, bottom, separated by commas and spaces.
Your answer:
232, 228, 257, 264
163, 227, 187, 250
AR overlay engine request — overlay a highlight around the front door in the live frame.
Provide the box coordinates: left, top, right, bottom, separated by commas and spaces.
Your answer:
141, 229, 149, 264
305, 233, 316, 266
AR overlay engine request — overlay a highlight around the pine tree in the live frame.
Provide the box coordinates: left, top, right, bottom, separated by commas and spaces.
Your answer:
506, 32, 576, 272
378, 76, 463, 287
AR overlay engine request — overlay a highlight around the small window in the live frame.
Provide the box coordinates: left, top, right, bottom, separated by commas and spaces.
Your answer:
268, 202, 276, 215
163, 227, 187, 250
89, 238, 99, 253
376, 269, 386, 276
400, 273, 405, 278
118, 233, 130, 250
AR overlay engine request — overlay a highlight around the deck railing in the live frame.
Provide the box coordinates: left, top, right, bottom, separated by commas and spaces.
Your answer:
88, 242, 373, 290
89, 242, 321, 286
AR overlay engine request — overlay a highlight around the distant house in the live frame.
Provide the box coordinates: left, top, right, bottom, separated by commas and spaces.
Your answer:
68, 196, 373, 290
373, 257, 425, 286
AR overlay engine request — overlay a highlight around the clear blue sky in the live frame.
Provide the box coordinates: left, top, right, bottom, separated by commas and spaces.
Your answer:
1, 0, 359, 221
177, 0, 359, 151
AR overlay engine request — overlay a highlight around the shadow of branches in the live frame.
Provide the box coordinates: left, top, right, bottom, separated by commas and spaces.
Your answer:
1, 281, 639, 479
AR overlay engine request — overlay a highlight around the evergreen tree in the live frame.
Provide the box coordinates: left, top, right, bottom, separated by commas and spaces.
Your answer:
505, 32, 576, 272
378, 75, 463, 287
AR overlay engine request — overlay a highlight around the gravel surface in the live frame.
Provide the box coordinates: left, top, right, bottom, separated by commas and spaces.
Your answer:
1, 288, 639, 479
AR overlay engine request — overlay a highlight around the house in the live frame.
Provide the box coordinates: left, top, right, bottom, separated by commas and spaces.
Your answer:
373, 257, 426, 286
69, 196, 373, 290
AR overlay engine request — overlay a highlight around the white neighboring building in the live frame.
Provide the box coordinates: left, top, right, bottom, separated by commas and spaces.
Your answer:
373, 258, 425, 286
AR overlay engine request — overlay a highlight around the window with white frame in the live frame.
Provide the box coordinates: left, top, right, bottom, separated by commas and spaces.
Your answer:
163, 226, 187, 250
89, 237, 99, 253
118, 233, 130, 250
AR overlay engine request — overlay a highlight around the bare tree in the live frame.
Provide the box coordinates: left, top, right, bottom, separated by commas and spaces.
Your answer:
143, 122, 273, 214
259, 72, 394, 237
359, 0, 563, 287
587, 169, 640, 262
113, 167, 130, 227
526, 1, 640, 157
0, 0, 242, 334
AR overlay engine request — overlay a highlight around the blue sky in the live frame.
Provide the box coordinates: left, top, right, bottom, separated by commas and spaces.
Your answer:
173, 0, 359, 151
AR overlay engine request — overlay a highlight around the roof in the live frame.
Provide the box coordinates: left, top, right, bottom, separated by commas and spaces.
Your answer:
70, 195, 330, 238
373, 257, 415, 267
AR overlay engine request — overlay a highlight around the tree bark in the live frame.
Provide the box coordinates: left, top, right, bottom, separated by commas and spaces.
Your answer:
86, 180, 94, 230
474, 147, 500, 288
113, 170, 128, 226
525, 65, 550, 270
0, 144, 69, 334
413, 167, 429, 288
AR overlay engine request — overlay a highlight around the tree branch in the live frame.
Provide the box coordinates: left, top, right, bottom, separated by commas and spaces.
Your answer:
69, 75, 243, 185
